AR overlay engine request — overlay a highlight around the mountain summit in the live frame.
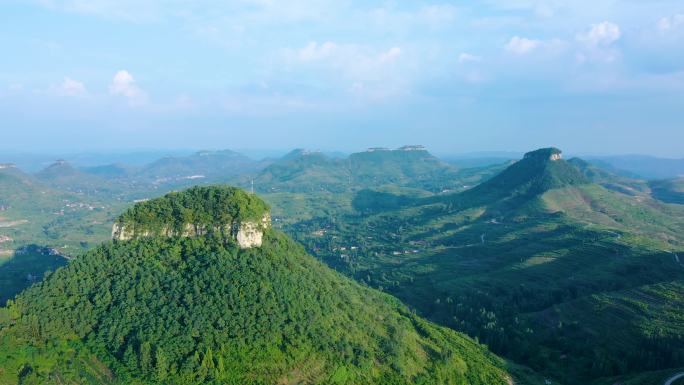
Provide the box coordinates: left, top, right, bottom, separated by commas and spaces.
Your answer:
522, 147, 563, 161
463, 147, 588, 201
112, 186, 271, 248
0, 185, 511, 385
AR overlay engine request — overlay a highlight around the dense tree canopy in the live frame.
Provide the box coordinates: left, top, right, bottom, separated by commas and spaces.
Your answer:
0, 186, 510, 385
115, 186, 270, 237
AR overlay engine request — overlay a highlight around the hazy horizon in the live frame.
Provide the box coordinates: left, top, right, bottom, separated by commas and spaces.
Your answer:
2, 145, 684, 162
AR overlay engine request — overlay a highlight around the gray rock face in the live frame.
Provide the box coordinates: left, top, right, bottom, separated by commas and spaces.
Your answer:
523, 147, 563, 162
235, 213, 271, 248
112, 213, 271, 249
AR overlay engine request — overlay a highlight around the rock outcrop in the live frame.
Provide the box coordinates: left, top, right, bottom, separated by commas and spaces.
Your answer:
234, 213, 271, 248
111, 186, 272, 249
523, 147, 563, 162
112, 213, 271, 249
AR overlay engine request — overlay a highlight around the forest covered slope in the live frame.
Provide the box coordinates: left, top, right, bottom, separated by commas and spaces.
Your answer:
0, 186, 516, 385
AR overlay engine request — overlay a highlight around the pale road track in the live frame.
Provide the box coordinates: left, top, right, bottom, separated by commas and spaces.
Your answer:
664, 372, 684, 385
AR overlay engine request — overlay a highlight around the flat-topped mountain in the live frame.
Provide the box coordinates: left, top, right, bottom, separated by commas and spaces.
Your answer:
112, 186, 271, 248
348, 145, 455, 185
457, 147, 589, 203
0, 185, 516, 385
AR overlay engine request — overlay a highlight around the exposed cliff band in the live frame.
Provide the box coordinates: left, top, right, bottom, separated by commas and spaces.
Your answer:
112, 186, 271, 249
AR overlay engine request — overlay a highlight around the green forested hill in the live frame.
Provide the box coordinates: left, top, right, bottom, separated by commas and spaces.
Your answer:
346, 147, 461, 190
286, 149, 684, 384
252, 150, 346, 192
0, 186, 517, 385
135, 150, 263, 185
245, 147, 477, 194
34, 160, 128, 197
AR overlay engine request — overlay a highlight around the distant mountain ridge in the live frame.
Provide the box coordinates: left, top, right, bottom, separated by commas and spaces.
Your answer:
136, 149, 264, 183
35, 159, 126, 196
249, 145, 465, 193
587, 154, 684, 179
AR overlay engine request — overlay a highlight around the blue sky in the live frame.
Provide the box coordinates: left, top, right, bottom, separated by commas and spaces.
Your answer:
1, 0, 683, 156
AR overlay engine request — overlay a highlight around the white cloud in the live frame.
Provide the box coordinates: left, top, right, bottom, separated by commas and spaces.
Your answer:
32, 0, 164, 22
378, 47, 402, 63
57, 77, 87, 96
364, 4, 458, 31
576, 21, 621, 46
109, 70, 147, 106
285, 42, 403, 81
418, 4, 457, 26
657, 14, 684, 32
574, 22, 622, 63
174, 94, 193, 109
458, 53, 482, 63
464, 70, 487, 84
533, 3, 555, 18
505, 36, 541, 54
298, 41, 338, 62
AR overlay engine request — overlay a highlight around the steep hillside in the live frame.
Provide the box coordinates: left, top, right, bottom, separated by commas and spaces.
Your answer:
0, 164, 125, 301
650, 178, 684, 205
286, 148, 684, 384
568, 157, 650, 196
35, 159, 122, 196
0, 186, 517, 385
458, 148, 588, 201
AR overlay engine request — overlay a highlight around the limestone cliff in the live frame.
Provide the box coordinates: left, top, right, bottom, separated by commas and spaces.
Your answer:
112, 213, 270, 248
111, 186, 271, 249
